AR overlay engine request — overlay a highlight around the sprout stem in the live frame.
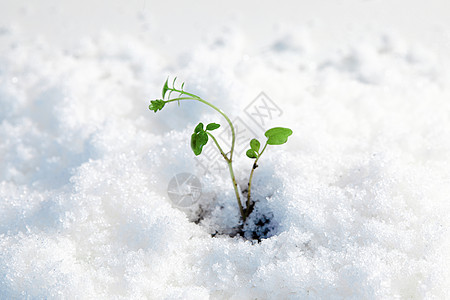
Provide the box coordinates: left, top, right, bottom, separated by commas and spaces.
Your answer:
245, 142, 268, 219
206, 132, 228, 162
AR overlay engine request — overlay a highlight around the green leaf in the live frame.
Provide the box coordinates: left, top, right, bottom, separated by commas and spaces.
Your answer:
206, 123, 220, 131
162, 78, 169, 98
172, 76, 177, 88
246, 149, 257, 159
191, 130, 209, 156
250, 139, 260, 152
194, 122, 204, 133
191, 123, 208, 156
191, 133, 201, 155
199, 131, 208, 143
264, 127, 293, 145
149, 99, 165, 112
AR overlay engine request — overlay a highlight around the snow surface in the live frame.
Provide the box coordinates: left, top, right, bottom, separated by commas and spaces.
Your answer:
1, 5, 450, 299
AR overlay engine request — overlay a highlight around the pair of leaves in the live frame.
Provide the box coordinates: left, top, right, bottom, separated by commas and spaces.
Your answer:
191, 122, 220, 156
245, 127, 293, 159
246, 139, 260, 159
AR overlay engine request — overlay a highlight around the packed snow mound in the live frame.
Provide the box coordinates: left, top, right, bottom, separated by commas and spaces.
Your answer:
1, 27, 449, 299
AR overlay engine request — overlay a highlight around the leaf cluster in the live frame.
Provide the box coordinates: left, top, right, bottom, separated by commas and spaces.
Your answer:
246, 139, 260, 159
162, 76, 186, 100
149, 77, 187, 113
190, 122, 220, 156
149, 99, 165, 112
246, 127, 293, 159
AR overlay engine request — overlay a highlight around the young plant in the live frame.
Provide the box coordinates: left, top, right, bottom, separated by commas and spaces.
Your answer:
149, 77, 292, 223
244, 127, 292, 219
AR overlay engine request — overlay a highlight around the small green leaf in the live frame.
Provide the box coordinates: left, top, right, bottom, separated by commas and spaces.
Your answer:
194, 122, 204, 133
206, 123, 220, 131
191, 130, 208, 156
250, 139, 260, 152
246, 149, 257, 159
149, 99, 165, 112
265, 127, 293, 145
181, 82, 185, 90
172, 76, 177, 88
162, 78, 169, 98
191, 133, 200, 155
198, 131, 208, 144
191, 123, 208, 156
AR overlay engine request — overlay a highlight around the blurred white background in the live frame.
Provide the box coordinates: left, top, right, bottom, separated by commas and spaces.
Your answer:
1, 0, 450, 59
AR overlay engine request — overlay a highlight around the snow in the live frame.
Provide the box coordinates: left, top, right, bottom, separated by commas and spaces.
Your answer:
1, 1, 450, 299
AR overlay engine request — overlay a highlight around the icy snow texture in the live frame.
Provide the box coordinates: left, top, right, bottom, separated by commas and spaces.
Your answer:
0, 27, 450, 299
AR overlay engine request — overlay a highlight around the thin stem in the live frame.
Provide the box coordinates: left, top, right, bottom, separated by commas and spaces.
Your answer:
245, 142, 268, 219
206, 131, 245, 220
206, 132, 229, 162
227, 160, 245, 219
165, 97, 197, 102
168, 88, 201, 100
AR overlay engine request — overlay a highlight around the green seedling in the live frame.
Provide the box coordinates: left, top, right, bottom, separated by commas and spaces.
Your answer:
244, 127, 292, 219
149, 77, 292, 223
